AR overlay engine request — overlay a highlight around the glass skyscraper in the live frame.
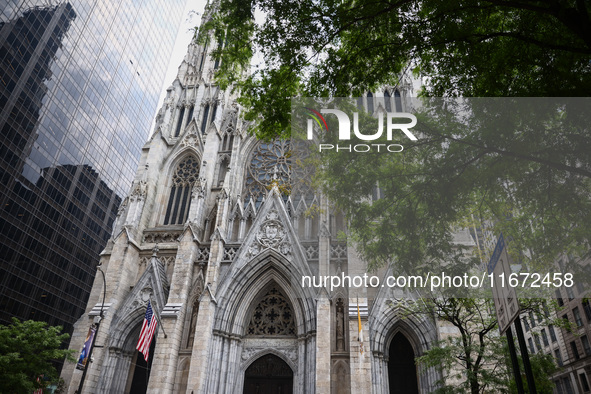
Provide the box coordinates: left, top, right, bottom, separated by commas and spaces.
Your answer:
0, 0, 187, 343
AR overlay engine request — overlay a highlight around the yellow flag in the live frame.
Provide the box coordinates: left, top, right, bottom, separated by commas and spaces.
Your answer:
357, 298, 364, 354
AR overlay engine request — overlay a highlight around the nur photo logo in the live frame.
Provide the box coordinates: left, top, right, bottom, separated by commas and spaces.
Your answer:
303, 106, 418, 152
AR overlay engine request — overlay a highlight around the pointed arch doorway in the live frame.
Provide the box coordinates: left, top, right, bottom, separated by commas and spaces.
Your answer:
127, 338, 156, 394
388, 332, 419, 394
243, 354, 293, 394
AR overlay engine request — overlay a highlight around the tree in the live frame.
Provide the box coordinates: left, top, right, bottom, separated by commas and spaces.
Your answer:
0, 318, 74, 393
292, 98, 591, 278
507, 352, 558, 394
407, 296, 560, 393
204, 0, 591, 140
411, 297, 505, 394
203, 0, 591, 275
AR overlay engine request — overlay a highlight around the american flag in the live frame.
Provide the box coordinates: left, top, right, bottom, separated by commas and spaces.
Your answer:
33, 375, 44, 394
136, 301, 157, 361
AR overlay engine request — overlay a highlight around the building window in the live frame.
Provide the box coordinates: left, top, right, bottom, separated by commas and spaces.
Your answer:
220, 131, 233, 152
556, 288, 565, 306
582, 335, 591, 356
581, 373, 591, 392
523, 317, 530, 332
529, 311, 537, 327
563, 314, 570, 324
571, 341, 580, 360
163, 156, 200, 225
576, 279, 585, 296
384, 90, 391, 113
541, 329, 549, 347
567, 286, 575, 300
213, 38, 223, 70
372, 182, 384, 202
583, 299, 591, 322
554, 349, 563, 366
367, 91, 374, 114
574, 307, 583, 327
200, 104, 210, 134
528, 337, 536, 354
394, 89, 402, 112
563, 377, 574, 394
246, 286, 296, 336
549, 324, 557, 342
174, 106, 185, 137
243, 140, 312, 208
534, 335, 542, 353
186, 105, 194, 126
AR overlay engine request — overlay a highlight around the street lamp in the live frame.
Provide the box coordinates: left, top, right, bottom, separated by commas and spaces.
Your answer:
76, 263, 106, 393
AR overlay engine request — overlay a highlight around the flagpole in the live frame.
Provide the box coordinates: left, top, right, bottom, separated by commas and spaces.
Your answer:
148, 296, 167, 338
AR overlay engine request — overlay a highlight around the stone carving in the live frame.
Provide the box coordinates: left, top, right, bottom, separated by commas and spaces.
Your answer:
285, 347, 297, 362
191, 177, 207, 199
117, 197, 128, 216
144, 231, 181, 243
304, 244, 319, 260
160, 256, 175, 268
246, 209, 292, 260
330, 243, 348, 260
241, 347, 259, 361
181, 131, 199, 148
195, 247, 210, 263
256, 211, 285, 248
319, 222, 331, 238
222, 247, 238, 263
216, 188, 228, 201
129, 180, 147, 200
247, 287, 296, 336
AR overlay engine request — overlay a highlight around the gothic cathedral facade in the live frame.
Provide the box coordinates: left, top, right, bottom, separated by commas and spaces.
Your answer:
62, 3, 450, 393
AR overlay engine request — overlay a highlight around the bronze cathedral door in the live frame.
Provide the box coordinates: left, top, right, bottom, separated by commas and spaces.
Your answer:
243, 354, 293, 394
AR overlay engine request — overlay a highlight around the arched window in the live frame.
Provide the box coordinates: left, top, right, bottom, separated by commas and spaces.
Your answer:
357, 96, 364, 110
221, 131, 234, 151
394, 89, 402, 112
200, 104, 210, 134
186, 105, 194, 126
247, 286, 296, 336
367, 91, 374, 114
163, 156, 200, 225
214, 38, 223, 69
384, 90, 391, 112
199, 41, 208, 72
244, 140, 292, 208
243, 140, 313, 208
174, 106, 185, 137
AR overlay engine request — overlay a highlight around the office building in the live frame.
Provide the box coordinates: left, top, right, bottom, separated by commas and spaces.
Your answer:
0, 0, 187, 347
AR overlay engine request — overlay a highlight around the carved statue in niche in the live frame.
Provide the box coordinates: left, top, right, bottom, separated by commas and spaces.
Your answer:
186, 299, 199, 348
336, 298, 345, 351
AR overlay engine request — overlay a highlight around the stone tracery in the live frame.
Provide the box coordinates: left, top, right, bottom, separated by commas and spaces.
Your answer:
247, 287, 296, 336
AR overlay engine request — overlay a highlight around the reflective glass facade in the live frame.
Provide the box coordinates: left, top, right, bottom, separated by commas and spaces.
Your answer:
0, 0, 186, 342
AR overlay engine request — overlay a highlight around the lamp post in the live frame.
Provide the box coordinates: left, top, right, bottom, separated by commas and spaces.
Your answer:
77, 263, 106, 393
